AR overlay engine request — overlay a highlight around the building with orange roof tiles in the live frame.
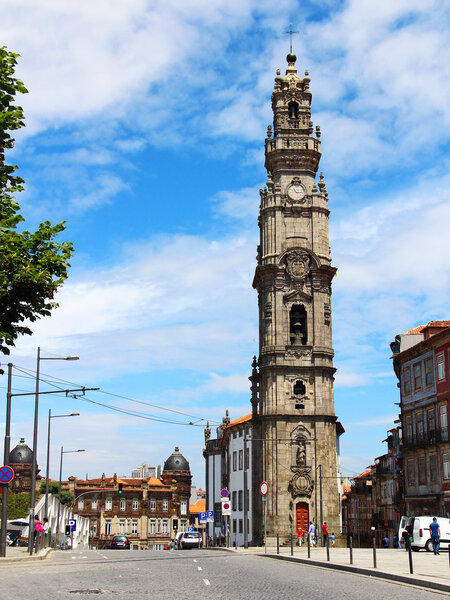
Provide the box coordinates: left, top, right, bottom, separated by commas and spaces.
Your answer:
61, 446, 192, 549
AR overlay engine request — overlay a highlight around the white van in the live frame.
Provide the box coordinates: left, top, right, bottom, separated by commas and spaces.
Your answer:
406, 516, 450, 552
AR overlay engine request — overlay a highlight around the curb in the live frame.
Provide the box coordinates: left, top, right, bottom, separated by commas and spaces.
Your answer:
261, 553, 450, 593
0, 547, 53, 564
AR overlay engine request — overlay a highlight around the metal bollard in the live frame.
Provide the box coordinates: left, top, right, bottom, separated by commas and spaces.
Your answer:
326, 535, 330, 561
407, 538, 413, 574
277, 533, 279, 554
349, 535, 353, 565
291, 526, 293, 556
372, 536, 377, 569
307, 531, 310, 558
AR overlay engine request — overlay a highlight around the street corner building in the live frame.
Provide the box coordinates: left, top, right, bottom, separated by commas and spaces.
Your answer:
204, 52, 344, 546
391, 321, 450, 517
65, 447, 192, 549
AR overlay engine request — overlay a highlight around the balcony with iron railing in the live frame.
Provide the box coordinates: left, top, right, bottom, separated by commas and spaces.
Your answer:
403, 427, 448, 449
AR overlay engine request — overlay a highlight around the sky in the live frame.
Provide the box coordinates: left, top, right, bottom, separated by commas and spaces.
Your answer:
0, 0, 449, 489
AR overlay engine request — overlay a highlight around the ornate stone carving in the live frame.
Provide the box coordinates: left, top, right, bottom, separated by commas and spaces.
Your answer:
312, 277, 331, 294
296, 441, 306, 467
285, 347, 312, 359
289, 470, 314, 498
285, 250, 310, 281
324, 303, 331, 325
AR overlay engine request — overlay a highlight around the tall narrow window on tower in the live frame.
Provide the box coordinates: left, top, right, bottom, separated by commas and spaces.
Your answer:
290, 305, 307, 345
288, 101, 299, 120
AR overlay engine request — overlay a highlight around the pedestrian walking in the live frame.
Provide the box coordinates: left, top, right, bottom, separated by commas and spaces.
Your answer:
429, 517, 440, 555
330, 532, 335, 548
393, 534, 399, 549
401, 527, 409, 551
321, 522, 328, 546
382, 535, 389, 548
308, 521, 316, 546
297, 526, 304, 547
33, 514, 44, 551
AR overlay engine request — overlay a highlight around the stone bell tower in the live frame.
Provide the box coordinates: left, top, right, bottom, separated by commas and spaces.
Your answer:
251, 52, 342, 543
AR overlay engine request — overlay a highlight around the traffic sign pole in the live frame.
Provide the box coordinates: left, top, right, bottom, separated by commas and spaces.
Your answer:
0, 364, 13, 558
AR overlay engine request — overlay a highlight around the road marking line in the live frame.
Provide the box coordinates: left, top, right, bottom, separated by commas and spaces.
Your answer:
193, 559, 197, 562
203, 579, 210, 586
198, 566, 202, 571
72, 557, 76, 560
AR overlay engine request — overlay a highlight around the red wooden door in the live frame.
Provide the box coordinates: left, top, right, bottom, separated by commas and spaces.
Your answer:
296, 502, 309, 532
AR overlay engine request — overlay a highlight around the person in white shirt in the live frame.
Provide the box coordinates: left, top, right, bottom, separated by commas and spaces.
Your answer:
308, 521, 316, 546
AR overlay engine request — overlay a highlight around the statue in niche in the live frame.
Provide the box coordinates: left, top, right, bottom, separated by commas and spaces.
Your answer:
296, 442, 306, 467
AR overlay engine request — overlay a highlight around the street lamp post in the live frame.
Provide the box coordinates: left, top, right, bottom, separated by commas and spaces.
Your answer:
56, 447, 85, 549
44, 410, 80, 521
28, 348, 79, 554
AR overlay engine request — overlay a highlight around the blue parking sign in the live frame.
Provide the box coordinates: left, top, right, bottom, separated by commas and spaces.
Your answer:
200, 512, 207, 522
188, 526, 195, 533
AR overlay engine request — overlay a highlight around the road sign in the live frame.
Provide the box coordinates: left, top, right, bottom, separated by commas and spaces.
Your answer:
220, 488, 229, 498
0, 465, 14, 484
188, 526, 195, 532
199, 512, 207, 522
206, 510, 214, 523
68, 519, 77, 531
221, 500, 231, 516
260, 481, 269, 496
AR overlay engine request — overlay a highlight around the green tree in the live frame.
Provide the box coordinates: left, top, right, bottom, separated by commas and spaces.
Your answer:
0, 47, 73, 359
39, 481, 73, 505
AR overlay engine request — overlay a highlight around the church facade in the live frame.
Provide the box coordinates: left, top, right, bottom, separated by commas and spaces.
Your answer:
250, 52, 343, 543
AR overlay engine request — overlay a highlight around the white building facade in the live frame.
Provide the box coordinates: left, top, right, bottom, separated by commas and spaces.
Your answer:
204, 414, 254, 546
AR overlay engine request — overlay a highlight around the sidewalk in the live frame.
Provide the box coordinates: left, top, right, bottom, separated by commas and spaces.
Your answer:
0, 546, 53, 563
229, 546, 450, 592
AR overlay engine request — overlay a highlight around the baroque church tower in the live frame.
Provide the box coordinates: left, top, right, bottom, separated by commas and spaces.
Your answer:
251, 52, 343, 541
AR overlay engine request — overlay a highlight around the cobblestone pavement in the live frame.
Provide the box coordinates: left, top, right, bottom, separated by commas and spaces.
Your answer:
0, 548, 448, 600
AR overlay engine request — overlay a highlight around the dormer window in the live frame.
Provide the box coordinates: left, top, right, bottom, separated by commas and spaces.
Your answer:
288, 101, 299, 119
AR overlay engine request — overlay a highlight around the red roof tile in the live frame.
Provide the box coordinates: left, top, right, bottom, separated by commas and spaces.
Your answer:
189, 499, 206, 514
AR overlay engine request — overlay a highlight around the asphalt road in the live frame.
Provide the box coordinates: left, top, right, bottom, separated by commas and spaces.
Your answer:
1, 548, 445, 600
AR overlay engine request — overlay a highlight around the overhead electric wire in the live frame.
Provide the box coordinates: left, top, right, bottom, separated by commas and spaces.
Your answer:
9, 363, 221, 427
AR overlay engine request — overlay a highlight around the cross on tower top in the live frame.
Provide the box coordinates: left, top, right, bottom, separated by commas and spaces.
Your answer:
284, 22, 299, 54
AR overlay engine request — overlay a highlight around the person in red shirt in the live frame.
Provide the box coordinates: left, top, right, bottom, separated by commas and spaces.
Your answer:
297, 527, 304, 547
322, 522, 328, 546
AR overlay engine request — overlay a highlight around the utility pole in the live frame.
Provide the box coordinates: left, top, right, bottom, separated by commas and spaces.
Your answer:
0, 364, 13, 558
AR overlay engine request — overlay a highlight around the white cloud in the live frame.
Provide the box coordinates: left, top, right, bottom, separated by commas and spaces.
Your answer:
212, 187, 259, 222
351, 415, 398, 427
12, 232, 258, 380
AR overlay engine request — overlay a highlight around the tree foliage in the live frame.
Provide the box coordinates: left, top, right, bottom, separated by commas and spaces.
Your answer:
0, 47, 74, 358
0, 492, 31, 519
39, 480, 73, 505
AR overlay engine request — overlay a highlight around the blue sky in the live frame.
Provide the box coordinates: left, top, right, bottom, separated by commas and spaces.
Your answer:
1, 0, 449, 488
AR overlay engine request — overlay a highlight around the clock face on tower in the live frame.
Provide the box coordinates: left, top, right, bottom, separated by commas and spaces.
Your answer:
287, 184, 305, 201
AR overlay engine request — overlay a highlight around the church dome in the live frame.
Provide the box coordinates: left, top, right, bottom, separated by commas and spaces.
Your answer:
163, 446, 190, 472
9, 438, 33, 464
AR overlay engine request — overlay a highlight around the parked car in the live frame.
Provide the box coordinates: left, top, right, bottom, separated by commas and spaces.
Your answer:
110, 535, 131, 549
404, 516, 450, 552
179, 532, 202, 549
174, 532, 185, 548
